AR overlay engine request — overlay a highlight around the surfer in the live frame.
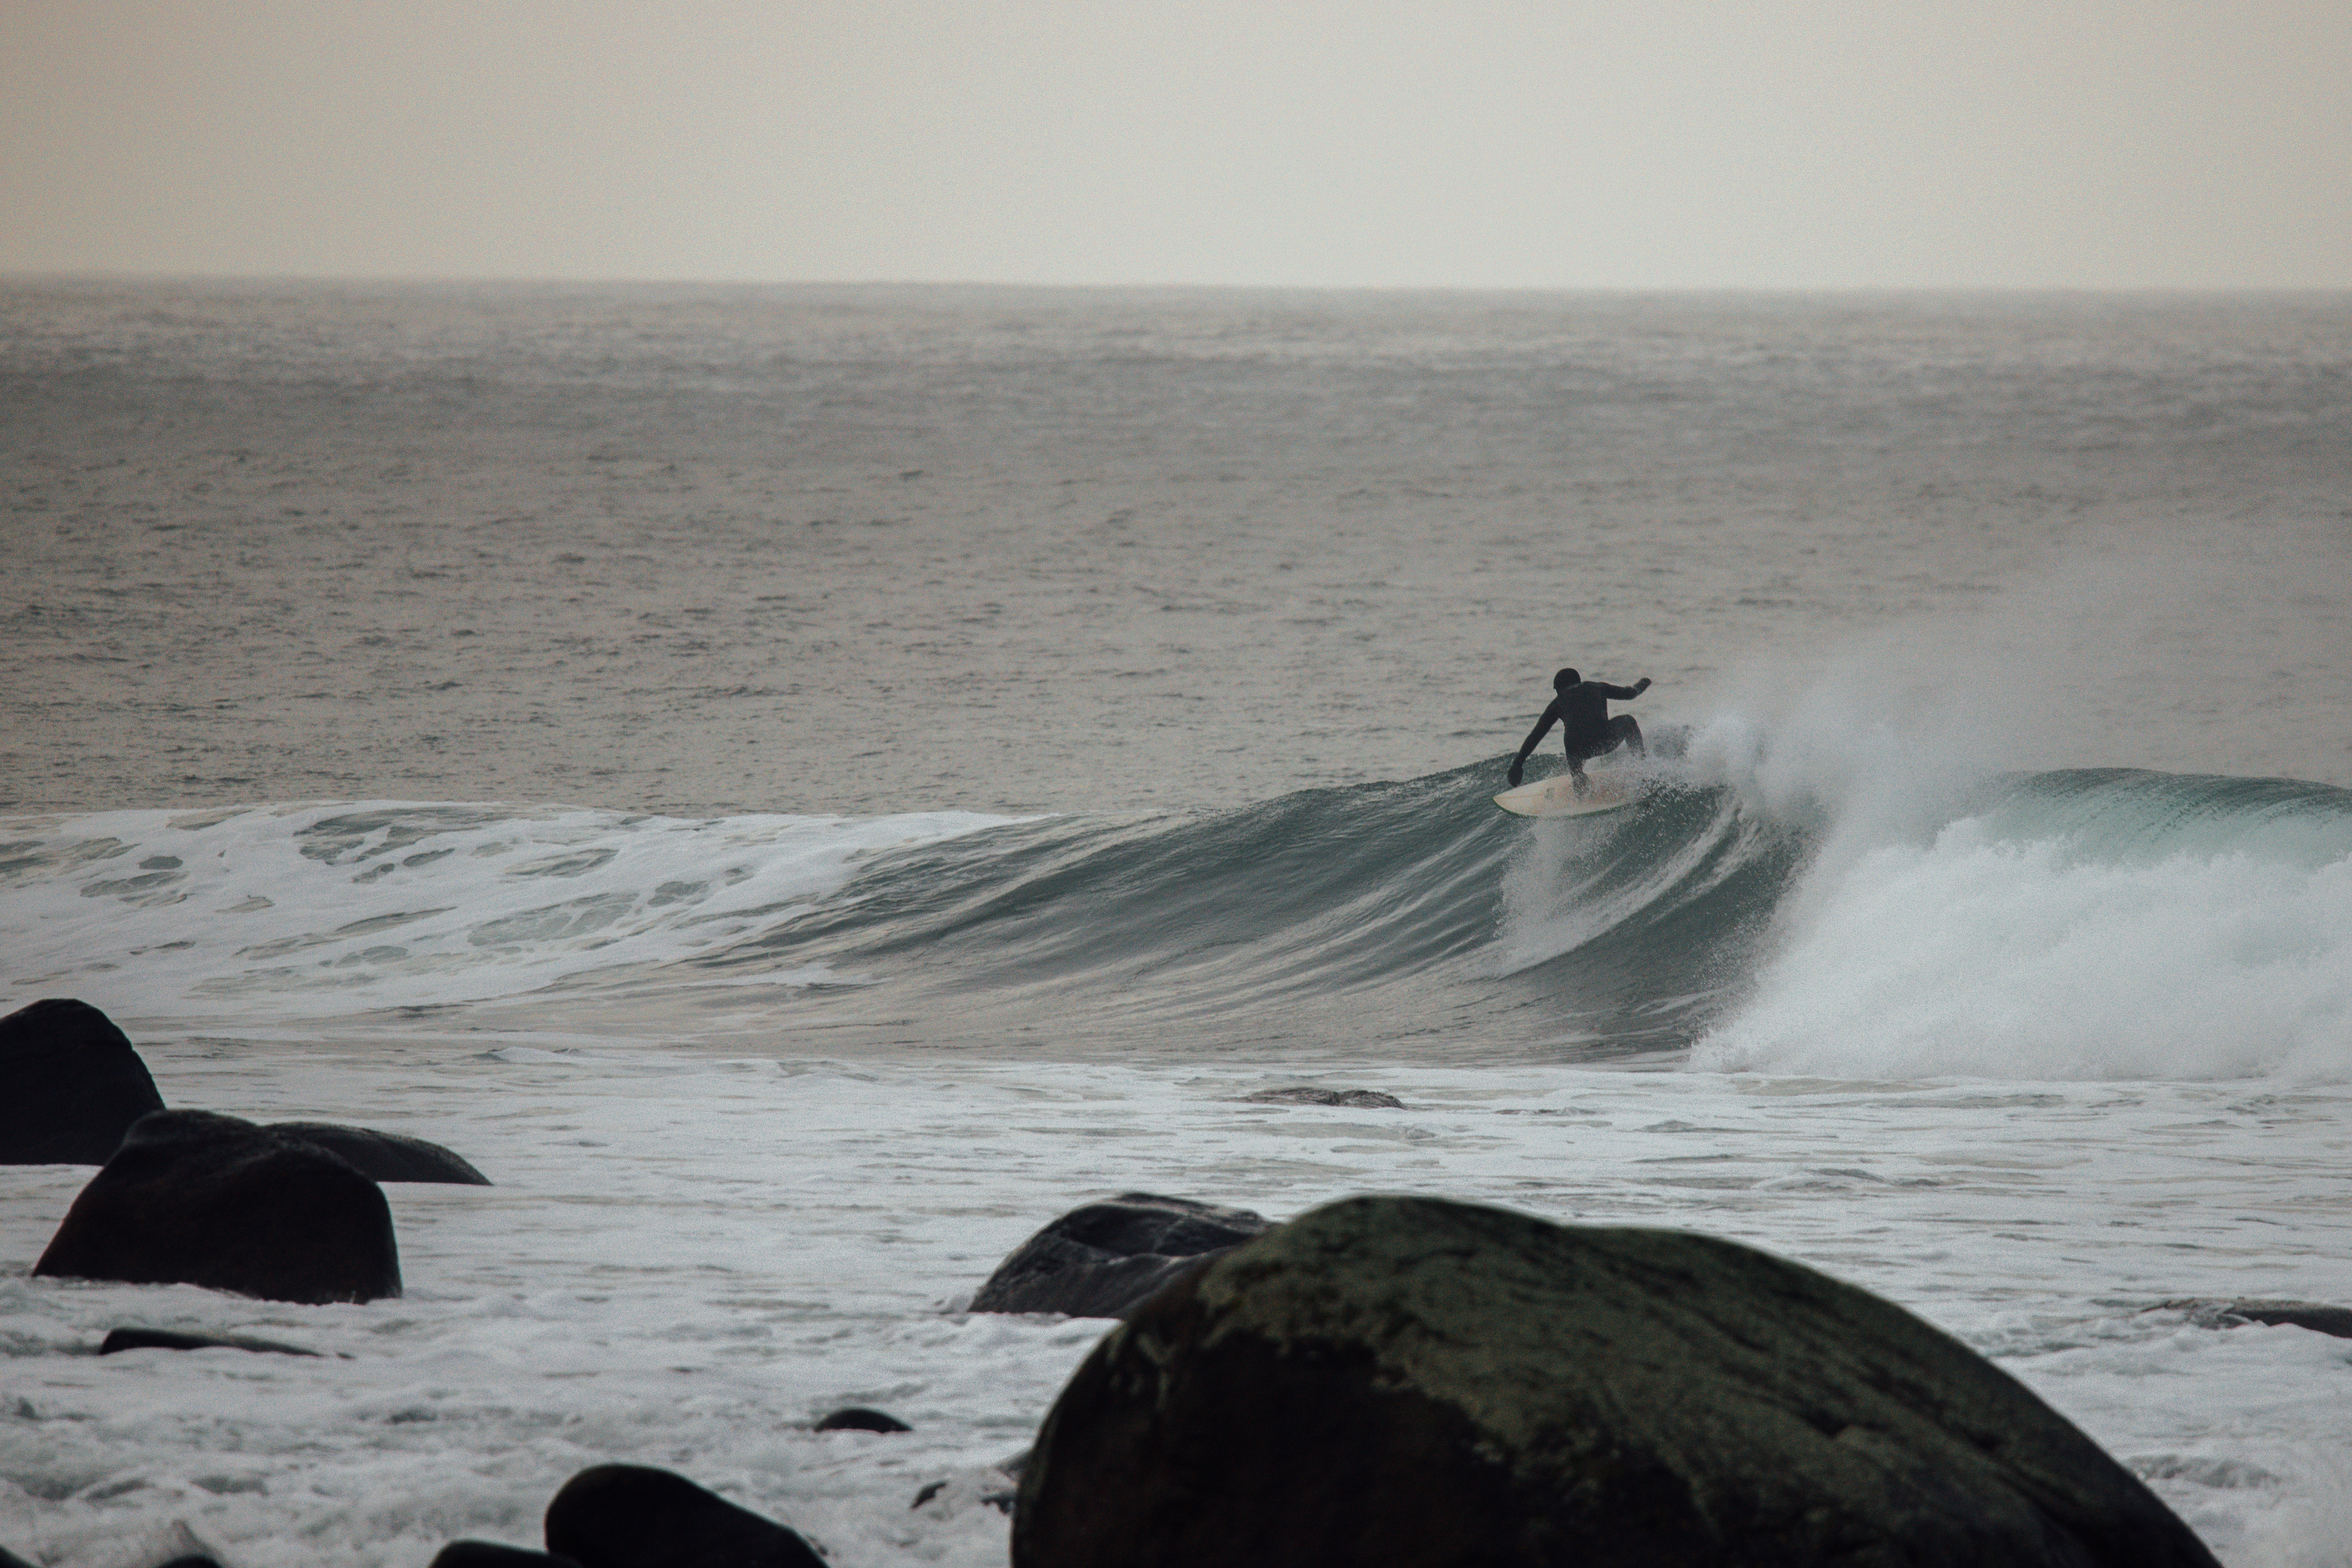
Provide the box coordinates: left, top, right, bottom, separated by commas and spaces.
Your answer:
1507, 669, 1651, 795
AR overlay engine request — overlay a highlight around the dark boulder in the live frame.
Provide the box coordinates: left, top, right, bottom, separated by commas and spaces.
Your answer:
269, 1121, 490, 1184
101, 1325, 322, 1357
2162, 1298, 2352, 1338
77, 1522, 224, 1568
544, 1465, 824, 1568
3, 1524, 222, 1568
431, 1545, 583, 1568
971, 1193, 1273, 1319
814, 1406, 911, 1432
1244, 1086, 1406, 1109
1013, 1194, 2220, 1568
34, 1110, 401, 1305
0, 998, 165, 1164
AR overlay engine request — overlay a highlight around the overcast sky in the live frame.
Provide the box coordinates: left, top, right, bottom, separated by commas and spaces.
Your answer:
5, 0, 2348, 289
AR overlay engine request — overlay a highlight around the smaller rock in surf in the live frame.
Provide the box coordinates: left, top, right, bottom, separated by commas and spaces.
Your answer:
814, 1407, 911, 1432
431, 1545, 583, 1568
101, 1325, 323, 1358
267, 1120, 490, 1184
2158, 1298, 2352, 1338
35, 1110, 401, 1305
0, 998, 166, 1165
1243, 1086, 1405, 1109
544, 1464, 824, 1568
911, 1472, 1019, 1516
971, 1193, 1273, 1319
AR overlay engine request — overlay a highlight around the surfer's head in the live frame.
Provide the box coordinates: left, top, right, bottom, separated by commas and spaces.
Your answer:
1554, 668, 1581, 692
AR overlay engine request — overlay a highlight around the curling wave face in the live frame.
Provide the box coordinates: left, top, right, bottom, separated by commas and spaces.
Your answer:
4, 764, 2347, 1076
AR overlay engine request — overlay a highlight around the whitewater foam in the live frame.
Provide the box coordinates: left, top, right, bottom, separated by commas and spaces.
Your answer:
7, 1047, 2351, 1568
0, 804, 1019, 1026
1696, 779, 2352, 1081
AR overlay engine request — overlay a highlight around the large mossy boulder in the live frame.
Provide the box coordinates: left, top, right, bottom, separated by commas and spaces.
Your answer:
0, 998, 165, 1164
34, 1110, 401, 1305
971, 1192, 1273, 1319
544, 1465, 824, 1568
1013, 1195, 2218, 1568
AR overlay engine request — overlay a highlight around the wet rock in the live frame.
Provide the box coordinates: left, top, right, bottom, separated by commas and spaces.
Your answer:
1243, 1086, 1406, 1109
0, 997, 166, 1164
912, 1476, 1016, 1514
814, 1406, 911, 1432
1014, 1194, 2220, 1568
35, 1110, 401, 1305
2161, 1298, 2352, 1338
544, 1464, 824, 1568
5, 1534, 229, 1568
911, 1471, 1019, 1515
972, 1192, 1273, 1319
431, 1544, 583, 1568
911, 1444, 1030, 1512
101, 1326, 322, 1357
93, 1521, 226, 1568
268, 1121, 490, 1184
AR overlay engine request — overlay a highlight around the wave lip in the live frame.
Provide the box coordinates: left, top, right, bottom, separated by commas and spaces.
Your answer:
1695, 770, 2352, 1082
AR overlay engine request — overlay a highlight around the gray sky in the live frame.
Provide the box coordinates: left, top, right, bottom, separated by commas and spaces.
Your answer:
5, 0, 2348, 288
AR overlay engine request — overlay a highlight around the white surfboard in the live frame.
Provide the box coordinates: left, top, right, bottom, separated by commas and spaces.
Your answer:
1493, 773, 1633, 819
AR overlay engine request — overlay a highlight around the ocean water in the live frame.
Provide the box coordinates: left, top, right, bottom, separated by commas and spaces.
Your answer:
4, 281, 2352, 1566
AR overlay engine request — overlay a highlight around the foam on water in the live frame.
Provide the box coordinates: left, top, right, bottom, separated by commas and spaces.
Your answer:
5, 1046, 2351, 1567
1695, 811, 2352, 1079
1678, 599, 2352, 1082
0, 804, 1019, 1025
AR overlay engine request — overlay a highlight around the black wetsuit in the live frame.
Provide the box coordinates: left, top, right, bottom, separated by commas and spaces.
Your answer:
1511, 680, 1647, 785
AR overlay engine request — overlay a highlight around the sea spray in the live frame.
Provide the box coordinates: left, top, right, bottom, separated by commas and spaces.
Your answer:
1694, 772, 2352, 1080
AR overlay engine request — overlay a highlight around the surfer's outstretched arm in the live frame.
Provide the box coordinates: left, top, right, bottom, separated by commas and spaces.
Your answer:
1508, 702, 1562, 786
1592, 678, 1652, 700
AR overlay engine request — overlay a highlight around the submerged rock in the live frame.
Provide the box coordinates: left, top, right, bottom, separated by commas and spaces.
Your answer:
0, 998, 165, 1164
1243, 1086, 1406, 1109
814, 1406, 911, 1432
1014, 1194, 2220, 1568
544, 1465, 824, 1568
101, 1325, 323, 1357
911, 1471, 1019, 1516
35, 1110, 401, 1305
2161, 1298, 2352, 1338
268, 1121, 490, 1185
971, 1192, 1274, 1320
